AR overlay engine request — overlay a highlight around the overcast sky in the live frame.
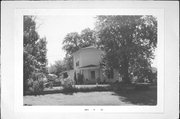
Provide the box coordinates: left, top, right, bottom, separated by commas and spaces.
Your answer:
36, 15, 157, 67
36, 15, 96, 66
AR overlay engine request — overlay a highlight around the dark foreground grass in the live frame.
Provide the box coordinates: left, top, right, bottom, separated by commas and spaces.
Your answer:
113, 86, 157, 105
25, 81, 157, 105
24, 84, 157, 105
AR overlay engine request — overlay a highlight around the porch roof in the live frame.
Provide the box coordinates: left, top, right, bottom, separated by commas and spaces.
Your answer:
79, 64, 100, 70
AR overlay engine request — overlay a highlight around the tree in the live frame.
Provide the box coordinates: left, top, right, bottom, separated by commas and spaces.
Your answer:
48, 60, 66, 76
80, 28, 96, 47
95, 15, 157, 83
36, 38, 48, 73
24, 16, 39, 82
62, 32, 81, 55
64, 55, 73, 70
62, 28, 97, 70
23, 16, 47, 94
62, 28, 96, 55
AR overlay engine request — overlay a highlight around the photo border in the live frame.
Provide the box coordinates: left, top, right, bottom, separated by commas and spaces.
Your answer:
14, 8, 164, 113
1, 1, 179, 119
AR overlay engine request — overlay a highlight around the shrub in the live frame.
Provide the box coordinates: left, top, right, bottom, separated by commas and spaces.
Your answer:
96, 77, 101, 84
32, 80, 40, 93
62, 76, 75, 90
77, 73, 84, 84
26, 78, 33, 93
26, 72, 45, 94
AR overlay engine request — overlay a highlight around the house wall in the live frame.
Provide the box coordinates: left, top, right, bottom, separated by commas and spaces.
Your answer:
73, 48, 103, 70
80, 48, 102, 67
82, 69, 101, 84
73, 52, 80, 71
72, 47, 120, 84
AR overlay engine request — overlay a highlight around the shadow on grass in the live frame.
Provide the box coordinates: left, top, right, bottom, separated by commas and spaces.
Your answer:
112, 86, 157, 105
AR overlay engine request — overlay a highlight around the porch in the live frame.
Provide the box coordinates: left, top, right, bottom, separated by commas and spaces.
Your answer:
75, 65, 103, 84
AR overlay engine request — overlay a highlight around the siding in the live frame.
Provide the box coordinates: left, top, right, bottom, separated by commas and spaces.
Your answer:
80, 48, 102, 67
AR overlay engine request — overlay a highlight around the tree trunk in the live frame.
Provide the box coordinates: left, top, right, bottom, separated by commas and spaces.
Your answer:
122, 55, 131, 84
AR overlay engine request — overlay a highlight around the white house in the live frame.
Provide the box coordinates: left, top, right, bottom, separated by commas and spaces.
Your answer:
72, 46, 119, 84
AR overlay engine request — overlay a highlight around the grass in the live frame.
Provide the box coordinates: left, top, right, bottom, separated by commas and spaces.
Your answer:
109, 82, 157, 105
24, 83, 157, 105
24, 91, 134, 105
113, 86, 157, 105
24, 82, 157, 106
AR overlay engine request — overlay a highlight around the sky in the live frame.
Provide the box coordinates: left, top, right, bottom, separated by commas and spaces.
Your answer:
36, 15, 157, 67
36, 15, 96, 66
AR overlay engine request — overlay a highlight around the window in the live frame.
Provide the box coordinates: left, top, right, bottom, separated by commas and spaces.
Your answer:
91, 71, 95, 79
76, 61, 79, 67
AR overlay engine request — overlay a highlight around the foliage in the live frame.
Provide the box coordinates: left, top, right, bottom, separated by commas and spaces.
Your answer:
95, 15, 157, 83
48, 60, 66, 76
63, 28, 96, 55
63, 55, 73, 70
80, 28, 97, 47
62, 28, 96, 69
23, 16, 47, 94
77, 73, 84, 84
62, 32, 81, 55
62, 76, 75, 91
133, 67, 156, 83
26, 72, 45, 94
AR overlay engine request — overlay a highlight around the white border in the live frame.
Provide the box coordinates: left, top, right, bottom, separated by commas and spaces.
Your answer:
2, 1, 179, 119
14, 9, 164, 113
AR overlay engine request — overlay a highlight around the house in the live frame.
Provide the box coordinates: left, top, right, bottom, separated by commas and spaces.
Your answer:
72, 46, 119, 84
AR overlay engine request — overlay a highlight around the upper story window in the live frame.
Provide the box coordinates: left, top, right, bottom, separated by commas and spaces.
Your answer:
76, 61, 79, 67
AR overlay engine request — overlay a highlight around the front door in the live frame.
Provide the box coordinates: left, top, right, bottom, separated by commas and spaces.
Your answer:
91, 71, 95, 80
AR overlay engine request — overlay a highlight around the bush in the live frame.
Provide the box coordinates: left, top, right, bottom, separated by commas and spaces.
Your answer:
26, 72, 45, 94
77, 73, 84, 84
62, 76, 75, 90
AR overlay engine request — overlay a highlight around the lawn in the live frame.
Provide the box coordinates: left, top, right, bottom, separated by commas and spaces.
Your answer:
24, 91, 133, 105
113, 86, 157, 105
24, 85, 157, 106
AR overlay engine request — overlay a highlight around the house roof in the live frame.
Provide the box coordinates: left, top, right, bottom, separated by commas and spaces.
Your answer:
79, 64, 99, 68
71, 45, 100, 56
79, 64, 100, 70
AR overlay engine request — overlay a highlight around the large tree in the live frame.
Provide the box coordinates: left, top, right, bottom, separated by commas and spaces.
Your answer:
23, 16, 47, 92
62, 32, 81, 55
80, 28, 96, 47
62, 28, 96, 69
62, 28, 96, 55
95, 15, 157, 83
